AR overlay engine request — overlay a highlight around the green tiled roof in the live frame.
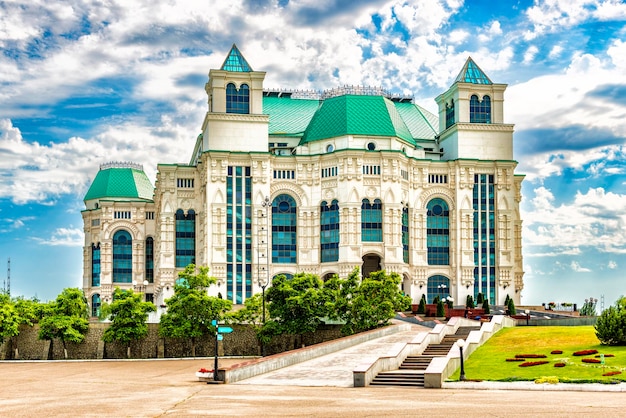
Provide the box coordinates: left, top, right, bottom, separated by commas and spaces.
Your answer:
84, 165, 154, 202
300, 95, 415, 145
264, 95, 320, 136
455, 57, 492, 85
220, 44, 253, 72
394, 101, 438, 139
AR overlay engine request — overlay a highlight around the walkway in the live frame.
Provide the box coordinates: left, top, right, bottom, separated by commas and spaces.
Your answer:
234, 322, 430, 387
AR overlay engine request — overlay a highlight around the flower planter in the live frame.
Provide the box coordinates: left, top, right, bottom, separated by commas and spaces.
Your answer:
195, 371, 214, 381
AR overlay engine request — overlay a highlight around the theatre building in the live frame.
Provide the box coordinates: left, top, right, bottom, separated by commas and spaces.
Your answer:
82, 45, 524, 316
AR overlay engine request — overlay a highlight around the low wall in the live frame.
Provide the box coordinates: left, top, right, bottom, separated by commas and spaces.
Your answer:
0, 322, 344, 361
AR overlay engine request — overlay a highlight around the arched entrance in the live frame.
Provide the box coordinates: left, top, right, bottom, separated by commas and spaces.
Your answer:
362, 253, 382, 278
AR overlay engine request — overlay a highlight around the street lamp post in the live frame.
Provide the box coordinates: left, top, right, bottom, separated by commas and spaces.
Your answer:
525, 309, 530, 326
258, 196, 270, 356
437, 284, 447, 300
457, 339, 466, 381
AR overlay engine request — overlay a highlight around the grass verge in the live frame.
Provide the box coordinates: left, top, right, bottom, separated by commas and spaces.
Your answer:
448, 326, 626, 384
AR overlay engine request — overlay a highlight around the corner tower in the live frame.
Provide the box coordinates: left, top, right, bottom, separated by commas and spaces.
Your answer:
200, 44, 269, 152
435, 58, 514, 161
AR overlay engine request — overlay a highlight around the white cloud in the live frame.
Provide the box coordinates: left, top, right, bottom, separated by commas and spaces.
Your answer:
608, 260, 618, 269
523, 186, 626, 255
523, 45, 539, 64
570, 261, 591, 272
33, 227, 84, 247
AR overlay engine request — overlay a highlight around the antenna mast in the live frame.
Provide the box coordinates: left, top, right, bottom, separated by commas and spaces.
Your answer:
7, 257, 10, 297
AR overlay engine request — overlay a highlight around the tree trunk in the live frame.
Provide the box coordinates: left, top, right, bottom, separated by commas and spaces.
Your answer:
191, 337, 196, 357
127, 345, 131, 359
62, 340, 68, 359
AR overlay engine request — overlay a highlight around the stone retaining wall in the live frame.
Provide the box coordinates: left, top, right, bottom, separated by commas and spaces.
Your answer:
0, 322, 343, 360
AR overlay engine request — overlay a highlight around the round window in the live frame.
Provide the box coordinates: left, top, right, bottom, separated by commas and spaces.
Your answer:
432, 204, 443, 216
367, 142, 376, 151
278, 201, 291, 212
326, 144, 334, 153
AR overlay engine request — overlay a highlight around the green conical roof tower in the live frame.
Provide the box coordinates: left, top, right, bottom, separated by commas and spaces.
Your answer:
84, 162, 154, 202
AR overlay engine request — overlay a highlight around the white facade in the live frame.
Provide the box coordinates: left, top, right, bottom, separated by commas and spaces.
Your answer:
82, 47, 524, 316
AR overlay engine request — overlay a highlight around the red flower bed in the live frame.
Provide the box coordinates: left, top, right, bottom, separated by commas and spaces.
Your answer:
582, 358, 601, 363
602, 371, 622, 376
595, 354, 614, 358
554, 363, 566, 367
519, 361, 549, 367
515, 354, 547, 359
506, 358, 525, 362
573, 349, 598, 356
198, 368, 213, 373
550, 350, 563, 354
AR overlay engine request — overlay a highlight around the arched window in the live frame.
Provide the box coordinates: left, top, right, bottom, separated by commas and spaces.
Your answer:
361, 198, 382, 242
273, 273, 294, 281
427, 275, 450, 304
91, 294, 101, 317
427, 198, 449, 265
402, 207, 409, 263
113, 230, 132, 283
145, 237, 154, 283
445, 99, 455, 129
91, 243, 101, 287
272, 194, 297, 263
470, 94, 491, 123
226, 83, 250, 114
320, 200, 339, 262
175, 209, 196, 268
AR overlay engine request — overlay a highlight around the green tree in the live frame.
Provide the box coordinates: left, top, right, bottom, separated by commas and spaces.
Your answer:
580, 297, 598, 316
507, 298, 517, 316
504, 294, 510, 307
261, 272, 328, 347
0, 293, 20, 345
101, 288, 156, 358
417, 294, 426, 315
476, 292, 484, 305
436, 299, 446, 317
38, 288, 90, 359
336, 270, 410, 335
159, 265, 232, 356
595, 297, 626, 345
466, 295, 475, 309
482, 298, 490, 314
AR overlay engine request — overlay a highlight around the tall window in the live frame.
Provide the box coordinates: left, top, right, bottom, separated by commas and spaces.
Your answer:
91, 243, 101, 287
145, 237, 154, 283
470, 94, 491, 123
445, 99, 455, 129
226, 82, 250, 114
402, 207, 409, 263
175, 209, 196, 268
321, 200, 339, 262
113, 230, 132, 283
361, 198, 383, 242
91, 294, 101, 317
272, 194, 297, 263
427, 275, 450, 304
226, 166, 252, 303
473, 174, 496, 303
427, 198, 449, 265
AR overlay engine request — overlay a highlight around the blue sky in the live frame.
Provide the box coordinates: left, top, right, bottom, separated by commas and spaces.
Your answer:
1, 0, 625, 308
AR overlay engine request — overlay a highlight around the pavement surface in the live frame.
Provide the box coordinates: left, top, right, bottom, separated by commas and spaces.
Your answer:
2, 323, 626, 417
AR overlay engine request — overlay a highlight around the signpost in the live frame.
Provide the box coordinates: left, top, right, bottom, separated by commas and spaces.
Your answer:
211, 321, 234, 383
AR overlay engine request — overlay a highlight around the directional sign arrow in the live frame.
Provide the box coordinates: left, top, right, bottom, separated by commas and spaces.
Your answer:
217, 334, 223, 341
217, 326, 233, 334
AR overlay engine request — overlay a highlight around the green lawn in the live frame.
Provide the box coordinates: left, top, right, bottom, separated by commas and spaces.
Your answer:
448, 326, 626, 383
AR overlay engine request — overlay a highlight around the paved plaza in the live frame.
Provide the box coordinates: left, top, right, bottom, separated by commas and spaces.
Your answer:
2, 356, 626, 417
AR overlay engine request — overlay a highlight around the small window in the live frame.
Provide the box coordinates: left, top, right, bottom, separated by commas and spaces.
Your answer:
367, 142, 376, 151
326, 144, 334, 153
146, 211, 155, 220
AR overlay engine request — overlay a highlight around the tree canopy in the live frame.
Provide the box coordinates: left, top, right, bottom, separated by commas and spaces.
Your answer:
101, 287, 156, 357
159, 265, 232, 356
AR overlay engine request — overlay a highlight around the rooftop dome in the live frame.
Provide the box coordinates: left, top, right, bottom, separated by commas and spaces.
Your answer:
84, 162, 154, 202
300, 95, 415, 145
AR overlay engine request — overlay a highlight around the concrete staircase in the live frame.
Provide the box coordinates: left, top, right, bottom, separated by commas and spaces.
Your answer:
370, 326, 479, 388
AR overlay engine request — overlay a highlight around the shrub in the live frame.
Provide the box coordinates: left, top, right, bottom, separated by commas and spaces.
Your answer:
594, 301, 626, 345
506, 358, 525, 362
436, 299, 446, 317
519, 361, 549, 367
582, 358, 601, 363
554, 363, 566, 367
535, 376, 559, 384
507, 298, 516, 315
595, 354, 614, 357
573, 349, 598, 356
515, 354, 547, 358
602, 371, 622, 376
417, 295, 426, 314
550, 350, 563, 354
